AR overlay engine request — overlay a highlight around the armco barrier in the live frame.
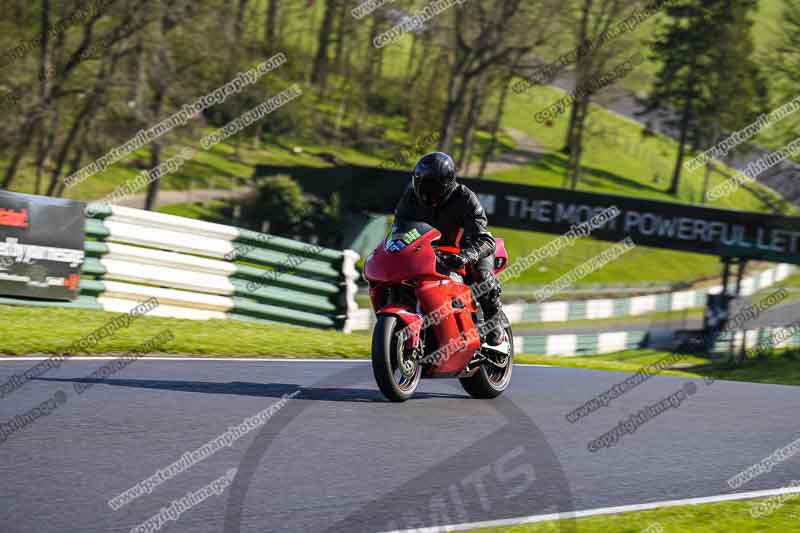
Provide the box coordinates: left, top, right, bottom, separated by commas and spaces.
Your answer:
512, 330, 659, 357
512, 325, 800, 357
503, 263, 795, 323
713, 326, 800, 356
0, 204, 361, 331
350, 263, 795, 332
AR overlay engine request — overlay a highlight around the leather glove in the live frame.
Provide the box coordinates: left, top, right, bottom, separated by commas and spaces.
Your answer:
439, 253, 468, 270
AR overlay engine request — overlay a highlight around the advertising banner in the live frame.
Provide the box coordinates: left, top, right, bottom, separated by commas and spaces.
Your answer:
0, 191, 85, 300
255, 164, 800, 265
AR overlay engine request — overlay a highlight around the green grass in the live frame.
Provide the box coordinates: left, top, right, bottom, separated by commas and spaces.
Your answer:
517, 348, 800, 387
490, 82, 795, 287
3, 306, 799, 389
515, 350, 708, 378
157, 199, 229, 222
499, 85, 792, 214
494, 225, 726, 287
464, 494, 800, 533
6, 129, 384, 202
0, 305, 370, 358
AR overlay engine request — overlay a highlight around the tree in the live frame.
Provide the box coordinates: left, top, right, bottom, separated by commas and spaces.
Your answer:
561, 0, 629, 190
773, 0, 800, 90
433, 0, 564, 158
766, 0, 800, 149
642, 0, 763, 196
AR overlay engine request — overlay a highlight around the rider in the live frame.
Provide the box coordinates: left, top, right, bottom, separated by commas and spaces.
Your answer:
394, 151, 507, 346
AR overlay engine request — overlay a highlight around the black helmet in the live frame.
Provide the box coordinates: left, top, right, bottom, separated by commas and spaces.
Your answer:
412, 152, 457, 207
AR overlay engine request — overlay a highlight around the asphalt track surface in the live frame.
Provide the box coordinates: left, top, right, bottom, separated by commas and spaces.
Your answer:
2, 357, 800, 533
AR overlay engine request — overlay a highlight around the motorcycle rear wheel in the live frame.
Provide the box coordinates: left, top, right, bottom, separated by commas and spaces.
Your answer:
459, 320, 514, 399
372, 315, 422, 402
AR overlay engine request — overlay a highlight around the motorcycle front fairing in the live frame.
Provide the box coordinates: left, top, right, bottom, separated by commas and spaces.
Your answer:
416, 280, 480, 377
365, 221, 447, 352
364, 220, 482, 376
363, 221, 445, 285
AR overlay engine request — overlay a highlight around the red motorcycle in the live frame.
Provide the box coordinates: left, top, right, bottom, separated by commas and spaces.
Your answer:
364, 221, 513, 402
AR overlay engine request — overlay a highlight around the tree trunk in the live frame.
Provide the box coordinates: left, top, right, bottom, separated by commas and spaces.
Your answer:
562, 0, 593, 153
566, 92, 591, 190
2, 122, 37, 190
145, 4, 169, 211
562, 99, 580, 155
440, 72, 471, 154
479, 75, 513, 179
700, 122, 719, 203
405, 33, 430, 95
133, 37, 146, 121
311, 0, 337, 89
265, 0, 280, 50
144, 83, 166, 211
45, 59, 118, 196
332, 0, 348, 73
669, 60, 697, 196
34, 0, 53, 195
457, 74, 489, 172
234, 0, 249, 44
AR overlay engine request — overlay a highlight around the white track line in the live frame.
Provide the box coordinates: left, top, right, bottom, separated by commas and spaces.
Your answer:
380, 486, 800, 533
0, 357, 553, 367
0, 356, 371, 362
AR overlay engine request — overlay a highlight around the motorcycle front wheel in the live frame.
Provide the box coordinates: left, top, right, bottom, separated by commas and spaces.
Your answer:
459, 319, 514, 399
371, 315, 422, 402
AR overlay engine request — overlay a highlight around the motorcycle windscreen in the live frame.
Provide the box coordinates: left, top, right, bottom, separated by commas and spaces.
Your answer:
364, 220, 441, 283
384, 220, 435, 253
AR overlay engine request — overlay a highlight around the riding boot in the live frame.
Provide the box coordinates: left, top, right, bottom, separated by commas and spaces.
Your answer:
471, 255, 507, 346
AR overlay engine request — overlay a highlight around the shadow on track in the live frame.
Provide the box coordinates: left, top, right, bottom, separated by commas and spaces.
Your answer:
33, 377, 467, 402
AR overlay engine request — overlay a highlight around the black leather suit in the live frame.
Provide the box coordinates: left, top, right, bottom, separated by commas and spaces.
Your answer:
394, 183, 504, 333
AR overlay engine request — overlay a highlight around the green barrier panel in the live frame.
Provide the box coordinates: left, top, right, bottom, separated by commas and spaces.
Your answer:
78, 206, 355, 330
231, 297, 338, 328
233, 247, 340, 279
230, 278, 337, 314
576, 335, 598, 354
233, 265, 339, 295
627, 332, 648, 349
568, 301, 587, 321
81, 258, 107, 277
83, 239, 342, 297
655, 293, 671, 312
85, 218, 111, 239
81, 257, 107, 277
78, 279, 105, 295
85, 203, 113, 218
522, 336, 547, 354
521, 304, 541, 322
613, 298, 630, 317
237, 229, 343, 262
84, 241, 110, 257
86, 218, 340, 279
